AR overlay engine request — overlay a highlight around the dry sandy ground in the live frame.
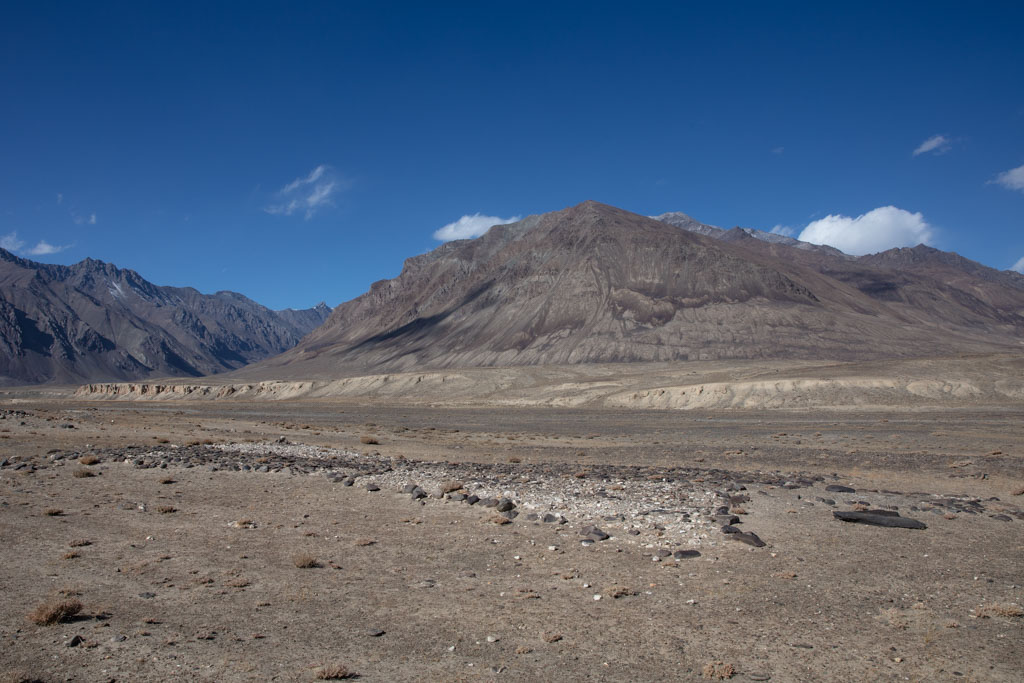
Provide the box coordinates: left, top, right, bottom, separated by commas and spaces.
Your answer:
1, 392, 1022, 682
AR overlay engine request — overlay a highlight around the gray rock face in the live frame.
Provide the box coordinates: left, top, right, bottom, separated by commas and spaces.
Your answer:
0, 249, 330, 384
251, 201, 1024, 378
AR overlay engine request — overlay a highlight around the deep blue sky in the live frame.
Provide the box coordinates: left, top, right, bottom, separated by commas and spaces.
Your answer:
2, 2, 1023, 309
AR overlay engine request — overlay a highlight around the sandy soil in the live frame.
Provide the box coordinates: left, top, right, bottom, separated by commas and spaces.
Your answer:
1, 389, 1022, 682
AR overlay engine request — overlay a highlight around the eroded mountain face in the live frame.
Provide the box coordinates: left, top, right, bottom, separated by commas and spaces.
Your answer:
0, 249, 330, 384
247, 201, 1023, 379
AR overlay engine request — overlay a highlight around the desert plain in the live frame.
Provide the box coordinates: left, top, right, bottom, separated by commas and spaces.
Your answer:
1, 356, 1022, 682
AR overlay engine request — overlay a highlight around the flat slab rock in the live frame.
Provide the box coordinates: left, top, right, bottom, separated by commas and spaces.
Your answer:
834, 510, 927, 529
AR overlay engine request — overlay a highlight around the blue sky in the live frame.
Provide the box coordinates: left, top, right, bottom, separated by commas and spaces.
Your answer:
2, 2, 1022, 309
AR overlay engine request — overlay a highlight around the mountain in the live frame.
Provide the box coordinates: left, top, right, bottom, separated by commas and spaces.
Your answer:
652, 211, 847, 255
0, 249, 331, 384
244, 201, 1024, 379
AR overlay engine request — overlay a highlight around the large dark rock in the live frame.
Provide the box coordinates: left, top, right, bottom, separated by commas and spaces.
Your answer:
833, 510, 927, 529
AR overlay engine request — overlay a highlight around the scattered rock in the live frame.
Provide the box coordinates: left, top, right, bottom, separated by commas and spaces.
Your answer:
833, 510, 927, 529
825, 485, 856, 493
729, 531, 766, 547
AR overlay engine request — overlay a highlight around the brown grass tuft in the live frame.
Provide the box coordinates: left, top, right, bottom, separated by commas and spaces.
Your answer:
359, 436, 379, 445
702, 661, 735, 679
293, 554, 321, 569
72, 469, 95, 478
313, 662, 358, 679
157, 505, 177, 514
28, 598, 82, 626
44, 508, 64, 516
489, 514, 512, 525
69, 539, 91, 547
976, 603, 1023, 619
62, 552, 80, 560
79, 455, 100, 465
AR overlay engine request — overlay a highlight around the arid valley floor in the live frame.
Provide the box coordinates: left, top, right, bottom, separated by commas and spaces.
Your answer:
1, 364, 1022, 682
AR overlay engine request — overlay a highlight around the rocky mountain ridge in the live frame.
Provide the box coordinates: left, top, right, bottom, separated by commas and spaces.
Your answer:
0, 249, 330, 384
240, 201, 1024, 380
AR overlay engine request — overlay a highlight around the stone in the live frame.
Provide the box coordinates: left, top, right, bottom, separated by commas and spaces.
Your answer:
674, 550, 701, 560
66, 635, 84, 648
139, 592, 156, 599
580, 525, 609, 541
833, 510, 927, 529
990, 514, 1012, 522
495, 498, 516, 513
720, 525, 741, 535
365, 483, 380, 492
826, 485, 856, 493
729, 531, 767, 547
465, 495, 480, 505
367, 629, 386, 637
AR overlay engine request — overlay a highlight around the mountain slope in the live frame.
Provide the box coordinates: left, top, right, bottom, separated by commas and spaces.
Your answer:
246, 201, 1023, 379
0, 249, 330, 384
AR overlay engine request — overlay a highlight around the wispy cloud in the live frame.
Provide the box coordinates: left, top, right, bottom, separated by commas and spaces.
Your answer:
26, 240, 71, 256
798, 206, 934, 256
56, 193, 63, 205
72, 211, 98, 225
433, 213, 521, 242
1, 232, 25, 251
265, 164, 344, 219
992, 164, 1024, 193
1, 231, 71, 256
769, 224, 794, 237
912, 134, 951, 157
1012, 256, 1024, 274
771, 146, 785, 155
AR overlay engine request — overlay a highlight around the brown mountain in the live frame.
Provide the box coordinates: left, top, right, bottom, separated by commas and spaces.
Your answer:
0, 249, 330, 385
245, 201, 1023, 379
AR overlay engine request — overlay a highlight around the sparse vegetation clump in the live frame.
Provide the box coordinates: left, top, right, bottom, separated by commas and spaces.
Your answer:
702, 661, 735, 680
313, 662, 357, 679
293, 554, 321, 568
72, 469, 95, 478
44, 508, 64, 516
28, 598, 82, 626
359, 436, 379, 445
157, 505, 177, 514
976, 603, 1023, 619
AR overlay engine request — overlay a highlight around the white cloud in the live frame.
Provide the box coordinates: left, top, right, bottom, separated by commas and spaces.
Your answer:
992, 164, 1024, 193
433, 213, 521, 242
265, 164, 343, 219
1011, 256, 1024, 274
26, 240, 70, 256
913, 134, 951, 156
771, 146, 785, 155
88, 213, 97, 225
1, 232, 25, 251
797, 206, 934, 255
56, 193, 63, 205
769, 224, 794, 237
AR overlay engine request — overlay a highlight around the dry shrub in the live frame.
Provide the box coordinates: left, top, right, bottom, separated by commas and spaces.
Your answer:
489, 514, 511, 525
359, 436, 379, 445
353, 538, 376, 547
293, 554, 320, 569
976, 603, 1023, 619
44, 508, 64, 516
28, 598, 82, 626
160, 477, 176, 485
881, 607, 908, 629
313, 662, 357, 679
730, 507, 748, 515
72, 469, 95, 478
508, 456, 522, 463
542, 632, 563, 643
157, 505, 176, 514
514, 645, 532, 654
79, 455, 100, 465
702, 661, 735, 680
68, 539, 91, 547
606, 585, 638, 599
2, 671, 46, 683
62, 552, 80, 560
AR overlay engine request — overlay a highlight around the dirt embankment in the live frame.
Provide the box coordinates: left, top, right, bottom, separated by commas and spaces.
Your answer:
74, 355, 1024, 411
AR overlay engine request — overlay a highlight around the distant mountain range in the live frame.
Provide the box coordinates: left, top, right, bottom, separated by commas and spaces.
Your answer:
5, 201, 1023, 385
241, 201, 1024, 379
0, 249, 330, 384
